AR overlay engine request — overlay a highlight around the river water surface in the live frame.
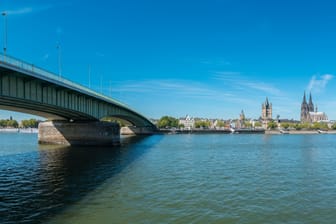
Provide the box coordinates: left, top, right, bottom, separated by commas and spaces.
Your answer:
1, 133, 336, 223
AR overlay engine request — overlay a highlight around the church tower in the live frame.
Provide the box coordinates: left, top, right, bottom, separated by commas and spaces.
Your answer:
262, 97, 272, 120
308, 92, 314, 112
301, 92, 311, 122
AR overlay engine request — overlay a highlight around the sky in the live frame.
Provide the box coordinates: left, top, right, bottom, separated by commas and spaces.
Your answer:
1, 0, 336, 121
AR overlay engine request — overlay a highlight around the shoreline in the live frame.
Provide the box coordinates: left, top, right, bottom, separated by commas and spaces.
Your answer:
266, 130, 336, 134
1, 128, 335, 135
158, 128, 336, 135
0, 128, 38, 133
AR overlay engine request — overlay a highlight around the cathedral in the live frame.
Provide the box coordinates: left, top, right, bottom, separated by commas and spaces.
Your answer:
300, 92, 328, 123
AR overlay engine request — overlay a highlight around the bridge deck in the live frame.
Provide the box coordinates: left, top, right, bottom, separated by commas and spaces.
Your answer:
0, 54, 155, 128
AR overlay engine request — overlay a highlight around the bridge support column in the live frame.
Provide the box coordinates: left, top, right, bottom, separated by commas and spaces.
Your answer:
120, 126, 157, 135
38, 121, 120, 146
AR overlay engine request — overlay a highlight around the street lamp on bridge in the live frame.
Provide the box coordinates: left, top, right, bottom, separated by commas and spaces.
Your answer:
56, 42, 62, 78
2, 11, 7, 59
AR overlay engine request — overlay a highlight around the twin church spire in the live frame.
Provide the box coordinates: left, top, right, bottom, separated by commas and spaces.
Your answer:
301, 92, 315, 122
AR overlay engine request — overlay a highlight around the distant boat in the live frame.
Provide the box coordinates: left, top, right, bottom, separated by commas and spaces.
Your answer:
317, 129, 327, 134
280, 129, 289, 134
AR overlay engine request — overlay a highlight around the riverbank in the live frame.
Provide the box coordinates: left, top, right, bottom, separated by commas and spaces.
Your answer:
266, 129, 336, 134
158, 128, 336, 135
0, 128, 38, 133
158, 128, 265, 134
1, 127, 335, 135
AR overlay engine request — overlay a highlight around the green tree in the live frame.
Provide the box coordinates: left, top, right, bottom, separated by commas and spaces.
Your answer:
6, 119, 18, 128
157, 116, 179, 128
294, 123, 302, 130
281, 122, 290, 129
194, 120, 211, 128
254, 121, 262, 127
244, 121, 253, 128
21, 119, 39, 128
178, 123, 185, 129
267, 120, 277, 129
101, 117, 131, 127
312, 122, 328, 130
0, 119, 7, 127
301, 122, 311, 129
216, 120, 226, 128
331, 123, 336, 130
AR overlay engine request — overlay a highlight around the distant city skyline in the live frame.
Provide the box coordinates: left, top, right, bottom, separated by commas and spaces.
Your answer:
1, 0, 336, 121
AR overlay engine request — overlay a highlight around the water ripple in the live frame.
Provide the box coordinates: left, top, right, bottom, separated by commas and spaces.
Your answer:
2, 134, 336, 223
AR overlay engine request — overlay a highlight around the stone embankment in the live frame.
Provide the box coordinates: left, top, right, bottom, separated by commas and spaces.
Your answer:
266, 130, 336, 134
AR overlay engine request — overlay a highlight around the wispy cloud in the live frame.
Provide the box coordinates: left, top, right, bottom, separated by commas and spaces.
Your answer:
200, 59, 231, 66
110, 78, 291, 119
240, 81, 281, 95
214, 71, 241, 77
113, 79, 235, 99
5, 5, 53, 16
95, 52, 105, 57
307, 74, 333, 92
214, 72, 282, 96
56, 27, 63, 35
42, 53, 49, 61
114, 79, 265, 111
6, 7, 33, 15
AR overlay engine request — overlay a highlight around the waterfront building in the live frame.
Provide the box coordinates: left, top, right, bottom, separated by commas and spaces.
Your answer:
301, 92, 328, 122
262, 97, 272, 120
236, 110, 246, 128
309, 106, 328, 122
179, 115, 194, 130
240, 110, 245, 121
211, 120, 217, 129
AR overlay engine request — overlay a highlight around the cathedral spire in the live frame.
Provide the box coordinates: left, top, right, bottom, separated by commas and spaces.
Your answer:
302, 91, 307, 104
265, 97, 269, 106
308, 92, 314, 112
309, 92, 313, 104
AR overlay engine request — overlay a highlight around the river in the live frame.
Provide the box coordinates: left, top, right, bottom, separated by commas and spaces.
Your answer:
1, 133, 336, 223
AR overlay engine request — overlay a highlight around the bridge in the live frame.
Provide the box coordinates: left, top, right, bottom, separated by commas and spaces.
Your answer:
0, 54, 157, 145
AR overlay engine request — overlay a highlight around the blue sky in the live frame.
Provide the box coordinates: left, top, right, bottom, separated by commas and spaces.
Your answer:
1, 0, 336, 121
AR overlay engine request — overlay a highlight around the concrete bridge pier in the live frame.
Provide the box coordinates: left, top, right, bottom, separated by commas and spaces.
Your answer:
38, 121, 120, 146
120, 126, 157, 135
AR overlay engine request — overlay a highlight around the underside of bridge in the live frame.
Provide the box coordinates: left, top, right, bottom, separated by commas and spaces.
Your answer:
0, 57, 157, 145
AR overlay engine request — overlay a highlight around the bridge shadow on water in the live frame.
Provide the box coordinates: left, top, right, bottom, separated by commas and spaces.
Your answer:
0, 134, 163, 224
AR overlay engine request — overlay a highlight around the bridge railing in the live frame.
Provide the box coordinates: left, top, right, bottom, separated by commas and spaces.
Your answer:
0, 54, 136, 111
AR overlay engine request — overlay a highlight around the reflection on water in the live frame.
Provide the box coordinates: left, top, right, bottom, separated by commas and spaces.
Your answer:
0, 134, 161, 224
2, 134, 336, 223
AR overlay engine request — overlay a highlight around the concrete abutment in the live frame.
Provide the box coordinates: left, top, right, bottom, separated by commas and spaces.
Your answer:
38, 121, 120, 146
120, 126, 157, 135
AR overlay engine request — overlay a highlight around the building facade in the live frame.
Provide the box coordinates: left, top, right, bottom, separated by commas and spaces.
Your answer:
301, 92, 328, 122
179, 115, 194, 130
301, 92, 312, 122
262, 97, 272, 120
309, 111, 328, 122
236, 110, 246, 128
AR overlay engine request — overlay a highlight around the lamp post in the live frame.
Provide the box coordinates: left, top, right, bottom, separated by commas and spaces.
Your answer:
2, 11, 7, 60
88, 64, 91, 88
100, 75, 103, 94
109, 80, 112, 97
56, 42, 62, 78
